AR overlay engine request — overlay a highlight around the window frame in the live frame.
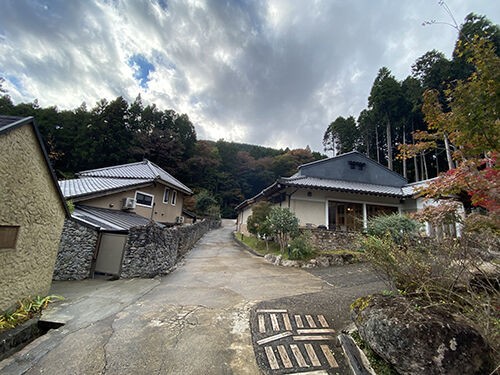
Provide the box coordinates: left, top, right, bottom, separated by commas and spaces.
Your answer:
135, 191, 154, 207
171, 190, 177, 206
0, 225, 20, 249
163, 188, 170, 204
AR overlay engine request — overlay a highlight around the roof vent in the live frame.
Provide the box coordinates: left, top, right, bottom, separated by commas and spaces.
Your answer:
348, 161, 366, 170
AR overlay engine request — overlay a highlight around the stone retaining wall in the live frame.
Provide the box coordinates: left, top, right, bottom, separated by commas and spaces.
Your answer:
177, 219, 221, 258
53, 219, 98, 280
308, 229, 361, 252
120, 222, 178, 279
54, 218, 221, 280
120, 219, 220, 278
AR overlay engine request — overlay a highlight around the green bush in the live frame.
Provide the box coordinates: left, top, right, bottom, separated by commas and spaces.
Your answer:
288, 232, 313, 260
361, 230, 500, 360
266, 207, 299, 253
366, 213, 420, 242
247, 201, 272, 238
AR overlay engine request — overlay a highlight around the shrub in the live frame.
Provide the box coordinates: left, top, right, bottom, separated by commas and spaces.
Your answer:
361, 227, 500, 360
366, 213, 420, 242
266, 207, 299, 253
288, 232, 313, 260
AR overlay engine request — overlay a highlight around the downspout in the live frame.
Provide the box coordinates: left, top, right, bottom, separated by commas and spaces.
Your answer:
287, 188, 299, 209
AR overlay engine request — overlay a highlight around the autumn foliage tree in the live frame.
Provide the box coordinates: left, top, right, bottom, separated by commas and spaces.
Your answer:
400, 39, 499, 215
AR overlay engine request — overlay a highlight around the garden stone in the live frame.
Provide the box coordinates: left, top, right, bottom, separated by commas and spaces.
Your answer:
351, 294, 492, 375
316, 256, 330, 267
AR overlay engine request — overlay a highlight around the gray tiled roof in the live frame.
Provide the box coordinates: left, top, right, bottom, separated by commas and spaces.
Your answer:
401, 178, 435, 197
78, 160, 192, 194
73, 205, 163, 231
280, 176, 409, 197
59, 177, 151, 199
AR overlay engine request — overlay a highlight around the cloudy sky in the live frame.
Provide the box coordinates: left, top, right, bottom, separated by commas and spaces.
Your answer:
1, 1, 498, 152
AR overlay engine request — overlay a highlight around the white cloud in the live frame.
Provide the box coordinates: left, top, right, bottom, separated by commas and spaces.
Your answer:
0, 0, 498, 152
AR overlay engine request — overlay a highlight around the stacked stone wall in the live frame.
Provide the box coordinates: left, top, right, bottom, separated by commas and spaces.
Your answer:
55, 218, 219, 280
307, 229, 361, 252
120, 222, 179, 278
119, 218, 221, 278
177, 218, 221, 258
53, 219, 98, 280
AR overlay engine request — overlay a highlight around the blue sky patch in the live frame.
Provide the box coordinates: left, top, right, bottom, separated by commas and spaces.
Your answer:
157, 0, 168, 11
128, 54, 155, 89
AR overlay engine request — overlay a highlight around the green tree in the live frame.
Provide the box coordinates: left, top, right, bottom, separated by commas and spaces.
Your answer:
247, 201, 272, 238
194, 190, 220, 217
415, 39, 500, 213
368, 67, 405, 171
266, 207, 299, 254
323, 116, 360, 156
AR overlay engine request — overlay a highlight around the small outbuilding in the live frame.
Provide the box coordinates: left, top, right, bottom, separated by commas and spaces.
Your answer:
0, 116, 69, 312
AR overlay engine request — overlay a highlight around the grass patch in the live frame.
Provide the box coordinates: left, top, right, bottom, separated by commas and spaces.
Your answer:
239, 234, 281, 255
0, 296, 63, 332
350, 330, 398, 375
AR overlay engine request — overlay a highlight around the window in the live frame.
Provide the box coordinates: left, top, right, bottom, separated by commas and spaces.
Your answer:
0, 226, 20, 249
328, 201, 362, 231
171, 191, 177, 206
163, 188, 170, 204
135, 191, 154, 207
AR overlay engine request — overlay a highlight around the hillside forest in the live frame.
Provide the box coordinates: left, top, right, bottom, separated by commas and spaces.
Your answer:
1, 12, 498, 218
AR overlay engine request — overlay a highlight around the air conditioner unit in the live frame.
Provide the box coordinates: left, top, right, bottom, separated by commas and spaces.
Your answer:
122, 197, 136, 210
176, 216, 185, 224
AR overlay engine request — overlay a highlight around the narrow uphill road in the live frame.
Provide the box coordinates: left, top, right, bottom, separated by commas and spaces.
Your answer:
0, 220, 385, 375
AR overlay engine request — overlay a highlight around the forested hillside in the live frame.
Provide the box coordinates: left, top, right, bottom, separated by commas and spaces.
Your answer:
323, 13, 499, 182
0, 92, 324, 217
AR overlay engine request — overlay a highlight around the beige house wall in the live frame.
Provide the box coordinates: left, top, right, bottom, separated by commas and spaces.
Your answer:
80, 183, 185, 223
0, 125, 66, 312
237, 205, 253, 235
237, 187, 408, 232
289, 198, 325, 227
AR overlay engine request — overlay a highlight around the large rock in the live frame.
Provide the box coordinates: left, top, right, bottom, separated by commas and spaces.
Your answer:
351, 294, 492, 375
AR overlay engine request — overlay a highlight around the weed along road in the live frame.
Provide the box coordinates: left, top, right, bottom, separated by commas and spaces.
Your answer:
0, 220, 385, 375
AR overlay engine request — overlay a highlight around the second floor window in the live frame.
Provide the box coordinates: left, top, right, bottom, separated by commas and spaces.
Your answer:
171, 191, 177, 206
135, 191, 153, 207
163, 188, 170, 204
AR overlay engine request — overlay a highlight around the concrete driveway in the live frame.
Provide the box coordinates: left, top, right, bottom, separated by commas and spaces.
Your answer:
0, 220, 385, 375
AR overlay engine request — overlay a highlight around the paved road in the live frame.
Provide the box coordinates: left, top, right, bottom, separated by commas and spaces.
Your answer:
0, 220, 385, 375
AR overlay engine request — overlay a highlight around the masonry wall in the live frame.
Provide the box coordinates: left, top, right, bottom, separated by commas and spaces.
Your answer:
0, 125, 66, 312
54, 218, 220, 280
53, 219, 99, 280
308, 228, 361, 252
119, 219, 221, 279
177, 219, 221, 258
